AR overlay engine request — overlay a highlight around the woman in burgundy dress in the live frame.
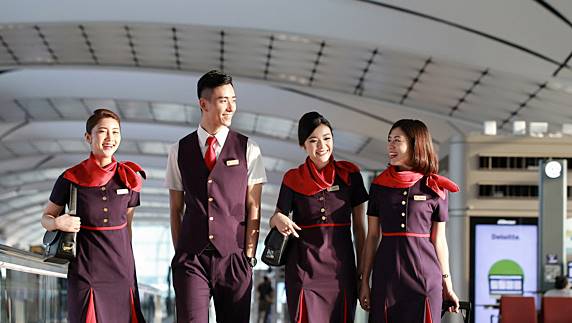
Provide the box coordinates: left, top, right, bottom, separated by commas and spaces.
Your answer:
41, 109, 146, 323
359, 119, 459, 323
270, 112, 368, 323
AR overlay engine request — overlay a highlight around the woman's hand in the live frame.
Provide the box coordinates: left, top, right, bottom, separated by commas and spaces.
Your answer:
359, 279, 371, 311
54, 214, 81, 232
443, 288, 460, 313
270, 213, 301, 238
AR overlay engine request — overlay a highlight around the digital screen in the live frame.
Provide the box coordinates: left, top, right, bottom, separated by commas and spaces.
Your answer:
470, 217, 538, 323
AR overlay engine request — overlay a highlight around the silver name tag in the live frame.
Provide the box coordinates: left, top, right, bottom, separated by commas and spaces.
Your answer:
117, 188, 129, 195
413, 195, 426, 201
226, 159, 240, 166
327, 185, 340, 192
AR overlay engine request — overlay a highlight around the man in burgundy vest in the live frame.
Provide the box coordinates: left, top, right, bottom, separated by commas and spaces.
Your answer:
165, 70, 267, 322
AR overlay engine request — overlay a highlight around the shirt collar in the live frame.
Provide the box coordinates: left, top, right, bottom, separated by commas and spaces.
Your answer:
197, 125, 229, 148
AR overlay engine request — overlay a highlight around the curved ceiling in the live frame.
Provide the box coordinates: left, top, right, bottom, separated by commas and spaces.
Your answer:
1, 0, 572, 248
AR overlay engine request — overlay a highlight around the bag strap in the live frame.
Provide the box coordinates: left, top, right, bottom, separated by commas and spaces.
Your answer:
68, 184, 77, 216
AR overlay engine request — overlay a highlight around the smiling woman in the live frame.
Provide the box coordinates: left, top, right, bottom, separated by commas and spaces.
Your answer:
360, 119, 460, 323
269, 111, 369, 323
40, 108, 147, 323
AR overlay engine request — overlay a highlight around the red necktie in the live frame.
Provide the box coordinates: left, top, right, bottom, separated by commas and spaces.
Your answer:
205, 135, 217, 171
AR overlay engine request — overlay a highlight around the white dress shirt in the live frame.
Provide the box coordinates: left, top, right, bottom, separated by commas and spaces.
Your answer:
165, 125, 267, 191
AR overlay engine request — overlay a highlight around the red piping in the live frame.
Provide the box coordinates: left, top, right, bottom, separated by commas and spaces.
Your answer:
81, 222, 127, 231
298, 223, 351, 229
382, 232, 430, 238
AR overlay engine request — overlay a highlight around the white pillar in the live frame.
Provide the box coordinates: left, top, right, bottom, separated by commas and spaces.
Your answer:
447, 134, 469, 302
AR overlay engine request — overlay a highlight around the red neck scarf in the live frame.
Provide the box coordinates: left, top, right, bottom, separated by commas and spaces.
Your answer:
63, 153, 145, 192
283, 157, 359, 196
372, 165, 459, 200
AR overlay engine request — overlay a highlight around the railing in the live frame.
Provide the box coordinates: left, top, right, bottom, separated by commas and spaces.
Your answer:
0, 244, 162, 322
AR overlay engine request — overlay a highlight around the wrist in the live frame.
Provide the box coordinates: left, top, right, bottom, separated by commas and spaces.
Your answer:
245, 254, 257, 267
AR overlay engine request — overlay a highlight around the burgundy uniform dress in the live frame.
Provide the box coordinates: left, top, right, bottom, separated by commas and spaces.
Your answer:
367, 169, 455, 323
277, 159, 368, 323
49, 156, 146, 323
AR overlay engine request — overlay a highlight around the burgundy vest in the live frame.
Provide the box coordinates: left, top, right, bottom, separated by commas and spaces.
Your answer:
177, 130, 249, 256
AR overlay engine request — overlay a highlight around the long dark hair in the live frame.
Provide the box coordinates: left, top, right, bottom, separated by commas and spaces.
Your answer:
390, 119, 438, 175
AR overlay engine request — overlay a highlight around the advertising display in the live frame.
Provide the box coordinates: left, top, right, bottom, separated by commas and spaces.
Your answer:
470, 217, 538, 323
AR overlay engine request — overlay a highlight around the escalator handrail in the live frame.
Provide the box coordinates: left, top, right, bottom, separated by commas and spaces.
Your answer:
0, 243, 67, 277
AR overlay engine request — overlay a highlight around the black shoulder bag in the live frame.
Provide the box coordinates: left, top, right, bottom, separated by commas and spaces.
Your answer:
43, 184, 78, 264
261, 227, 290, 266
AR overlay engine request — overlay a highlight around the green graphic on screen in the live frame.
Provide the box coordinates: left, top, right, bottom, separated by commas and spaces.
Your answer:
488, 259, 524, 295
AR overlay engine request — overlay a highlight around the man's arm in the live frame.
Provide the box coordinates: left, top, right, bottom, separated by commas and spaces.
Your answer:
169, 190, 185, 249
244, 183, 263, 258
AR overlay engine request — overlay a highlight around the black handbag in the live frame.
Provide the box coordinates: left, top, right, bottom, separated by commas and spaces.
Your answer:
43, 184, 78, 264
261, 227, 290, 266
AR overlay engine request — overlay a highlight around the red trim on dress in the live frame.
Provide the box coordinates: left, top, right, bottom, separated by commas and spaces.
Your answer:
81, 222, 127, 231
130, 288, 139, 323
382, 232, 430, 238
298, 222, 351, 229
425, 298, 433, 323
86, 288, 97, 323
297, 289, 308, 323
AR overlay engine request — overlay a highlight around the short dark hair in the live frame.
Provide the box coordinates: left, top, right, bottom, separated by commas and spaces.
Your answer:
297, 111, 333, 146
390, 119, 438, 175
555, 275, 569, 289
86, 108, 121, 133
197, 70, 233, 99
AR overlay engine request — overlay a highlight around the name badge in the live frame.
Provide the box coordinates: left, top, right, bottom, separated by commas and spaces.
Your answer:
327, 185, 340, 192
117, 188, 129, 195
226, 159, 240, 166
413, 195, 426, 201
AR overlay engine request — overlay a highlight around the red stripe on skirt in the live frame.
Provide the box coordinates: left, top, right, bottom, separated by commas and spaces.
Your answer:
86, 288, 97, 323
298, 223, 351, 229
425, 298, 433, 323
382, 232, 430, 238
130, 288, 139, 323
297, 289, 308, 323
81, 222, 127, 231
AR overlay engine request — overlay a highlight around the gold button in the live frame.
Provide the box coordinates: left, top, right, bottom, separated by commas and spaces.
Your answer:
103, 218, 108, 223
320, 208, 326, 213
103, 207, 108, 212
101, 187, 106, 191
208, 197, 214, 202
318, 196, 324, 201
209, 217, 214, 221
401, 201, 406, 205
209, 235, 214, 240
207, 179, 213, 184
102, 196, 107, 201
321, 216, 326, 221
401, 223, 405, 228
403, 191, 407, 195
401, 212, 405, 217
